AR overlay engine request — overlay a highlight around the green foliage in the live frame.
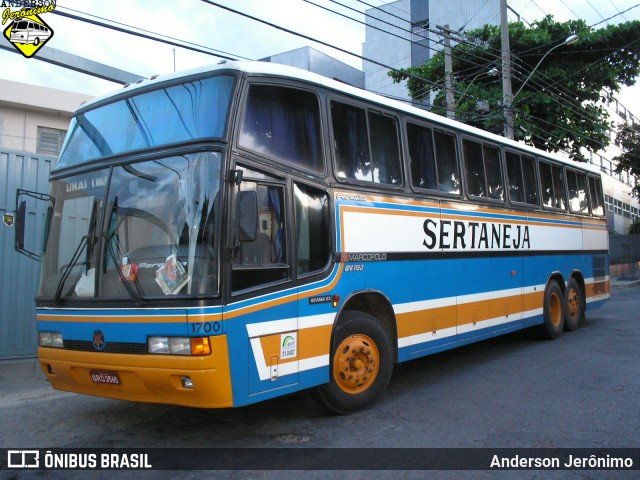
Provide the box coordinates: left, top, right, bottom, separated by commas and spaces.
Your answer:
629, 217, 640, 234
389, 16, 640, 159
614, 123, 640, 198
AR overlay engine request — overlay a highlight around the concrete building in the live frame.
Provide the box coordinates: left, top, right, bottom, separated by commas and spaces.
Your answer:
362, 0, 500, 105
0, 79, 92, 156
261, 46, 364, 88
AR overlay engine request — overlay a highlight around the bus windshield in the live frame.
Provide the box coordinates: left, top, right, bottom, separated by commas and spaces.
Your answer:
39, 152, 222, 301
56, 75, 235, 169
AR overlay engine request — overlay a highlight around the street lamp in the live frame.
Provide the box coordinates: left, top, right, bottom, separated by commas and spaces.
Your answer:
458, 67, 499, 101
513, 34, 579, 99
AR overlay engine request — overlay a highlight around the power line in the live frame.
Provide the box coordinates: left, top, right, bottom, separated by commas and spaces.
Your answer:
51, 7, 245, 61
199, 0, 445, 91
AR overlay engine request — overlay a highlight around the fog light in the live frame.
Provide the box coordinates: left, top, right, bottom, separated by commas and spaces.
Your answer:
181, 376, 194, 388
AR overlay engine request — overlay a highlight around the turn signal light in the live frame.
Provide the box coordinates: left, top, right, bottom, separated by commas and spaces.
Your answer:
191, 337, 211, 355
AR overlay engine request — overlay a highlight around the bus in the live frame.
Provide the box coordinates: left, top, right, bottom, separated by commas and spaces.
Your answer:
22, 61, 610, 414
9, 19, 52, 45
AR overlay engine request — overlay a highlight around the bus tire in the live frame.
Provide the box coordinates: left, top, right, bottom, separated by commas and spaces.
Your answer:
315, 312, 393, 414
564, 277, 584, 331
539, 279, 564, 339
34, 38, 40, 46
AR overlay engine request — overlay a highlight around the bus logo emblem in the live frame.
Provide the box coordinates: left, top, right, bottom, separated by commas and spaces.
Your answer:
3, 13, 54, 59
92, 330, 106, 351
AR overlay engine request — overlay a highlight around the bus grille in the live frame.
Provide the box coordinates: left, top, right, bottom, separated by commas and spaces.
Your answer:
62, 340, 147, 354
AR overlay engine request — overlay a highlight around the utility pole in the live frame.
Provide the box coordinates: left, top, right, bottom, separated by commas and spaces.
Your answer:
441, 24, 456, 120
500, 0, 515, 139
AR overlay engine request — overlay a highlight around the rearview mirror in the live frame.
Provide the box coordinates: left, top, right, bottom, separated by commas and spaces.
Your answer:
14, 189, 55, 261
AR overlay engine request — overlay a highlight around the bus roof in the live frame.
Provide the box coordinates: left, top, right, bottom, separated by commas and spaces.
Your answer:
81, 60, 603, 176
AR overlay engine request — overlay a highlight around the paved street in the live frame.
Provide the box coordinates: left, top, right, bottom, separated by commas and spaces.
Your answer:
1, 285, 639, 479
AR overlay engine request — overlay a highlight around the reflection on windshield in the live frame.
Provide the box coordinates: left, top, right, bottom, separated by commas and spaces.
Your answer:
57, 75, 235, 169
39, 152, 222, 302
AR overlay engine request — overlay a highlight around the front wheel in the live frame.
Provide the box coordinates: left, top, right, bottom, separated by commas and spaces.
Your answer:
315, 312, 393, 414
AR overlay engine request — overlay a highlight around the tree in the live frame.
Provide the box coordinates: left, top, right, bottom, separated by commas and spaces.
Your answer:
389, 16, 640, 159
614, 123, 640, 199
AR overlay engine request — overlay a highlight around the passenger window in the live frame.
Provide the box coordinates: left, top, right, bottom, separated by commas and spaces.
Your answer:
540, 161, 566, 210
463, 139, 504, 201
294, 183, 331, 276
368, 112, 401, 184
240, 84, 323, 173
567, 170, 589, 214
484, 145, 504, 200
588, 176, 604, 216
463, 140, 485, 197
521, 155, 539, 205
331, 101, 401, 185
407, 123, 460, 194
434, 131, 460, 194
506, 152, 539, 205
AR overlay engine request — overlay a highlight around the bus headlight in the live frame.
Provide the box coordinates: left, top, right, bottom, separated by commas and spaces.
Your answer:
147, 336, 211, 355
39, 331, 63, 348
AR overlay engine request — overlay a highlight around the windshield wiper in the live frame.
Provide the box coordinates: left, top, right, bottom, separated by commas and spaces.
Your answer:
52, 235, 87, 305
103, 232, 145, 307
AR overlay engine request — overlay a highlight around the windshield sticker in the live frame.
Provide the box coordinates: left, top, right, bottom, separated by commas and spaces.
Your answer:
155, 254, 189, 295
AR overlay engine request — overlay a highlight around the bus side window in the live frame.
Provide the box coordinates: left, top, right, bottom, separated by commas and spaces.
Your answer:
239, 84, 323, 174
539, 161, 567, 210
434, 131, 460, 194
506, 151, 524, 203
551, 164, 566, 210
331, 101, 401, 186
294, 183, 331, 276
521, 155, 539, 205
368, 111, 401, 185
567, 170, 589, 214
407, 124, 460, 194
407, 123, 437, 190
507, 152, 539, 206
232, 182, 289, 292
483, 145, 504, 200
463, 139, 486, 198
588, 176, 604, 216
540, 162, 554, 208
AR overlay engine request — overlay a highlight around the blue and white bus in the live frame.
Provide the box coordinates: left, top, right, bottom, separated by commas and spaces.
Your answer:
26, 61, 609, 413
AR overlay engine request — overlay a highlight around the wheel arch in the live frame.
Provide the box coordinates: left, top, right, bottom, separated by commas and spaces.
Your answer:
333, 290, 398, 362
546, 271, 566, 293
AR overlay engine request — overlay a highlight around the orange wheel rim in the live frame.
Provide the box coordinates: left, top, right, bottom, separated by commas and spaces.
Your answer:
549, 291, 562, 327
567, 287, 579, 320
333, 334, 380, 394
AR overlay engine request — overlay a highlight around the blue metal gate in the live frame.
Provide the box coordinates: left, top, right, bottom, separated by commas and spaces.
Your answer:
0, 148, 54, 358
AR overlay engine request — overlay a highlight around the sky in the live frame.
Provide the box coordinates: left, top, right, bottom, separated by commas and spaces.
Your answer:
1, 0, 639, 115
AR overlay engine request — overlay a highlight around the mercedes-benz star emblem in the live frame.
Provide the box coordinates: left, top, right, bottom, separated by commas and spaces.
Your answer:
92, 330, 106, 351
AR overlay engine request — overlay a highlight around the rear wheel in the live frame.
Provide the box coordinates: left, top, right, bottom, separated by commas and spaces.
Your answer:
538, 279, 564, 339
315, 312, 393, 414
564, 277, 584, 331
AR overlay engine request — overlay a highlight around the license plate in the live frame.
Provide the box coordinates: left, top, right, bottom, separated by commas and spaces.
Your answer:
90, 370, 121, 385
